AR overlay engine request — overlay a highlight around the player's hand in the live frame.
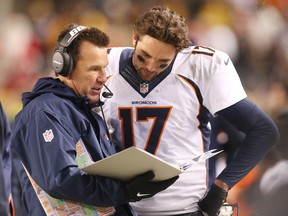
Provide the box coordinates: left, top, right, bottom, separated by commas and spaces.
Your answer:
125, 170, 179, 202
198, 183, 228, 216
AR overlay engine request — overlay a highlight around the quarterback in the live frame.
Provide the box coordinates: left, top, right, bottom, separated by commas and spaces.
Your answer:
102, 6, 279, 216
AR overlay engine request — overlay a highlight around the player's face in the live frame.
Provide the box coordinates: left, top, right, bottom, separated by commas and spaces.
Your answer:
70, 41, 108, 103
132, 35, 177, 81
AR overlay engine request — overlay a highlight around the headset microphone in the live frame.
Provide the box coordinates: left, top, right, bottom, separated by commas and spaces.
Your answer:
102, 84, 113, 98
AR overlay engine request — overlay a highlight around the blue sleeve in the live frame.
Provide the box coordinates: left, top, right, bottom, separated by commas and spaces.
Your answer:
216, 98, 279, 188
11, 111, 127, 207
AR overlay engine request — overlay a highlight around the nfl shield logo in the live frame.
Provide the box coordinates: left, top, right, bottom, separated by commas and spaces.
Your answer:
140, 83, 149, 94
43, 129, 54, 142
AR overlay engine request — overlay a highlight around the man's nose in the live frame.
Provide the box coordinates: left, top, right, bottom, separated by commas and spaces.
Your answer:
146, 61, 157, 72
97, 69, 107, 83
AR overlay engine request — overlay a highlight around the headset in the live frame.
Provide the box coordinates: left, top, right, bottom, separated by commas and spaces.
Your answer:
52, 25, 87, 76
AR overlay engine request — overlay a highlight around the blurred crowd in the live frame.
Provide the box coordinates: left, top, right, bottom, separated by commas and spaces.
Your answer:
0, 0, 287, 215
1, 0, 288, 120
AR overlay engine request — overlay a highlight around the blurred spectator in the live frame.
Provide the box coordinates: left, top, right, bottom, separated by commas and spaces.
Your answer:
251, 149, 288, 216
0, 13, 45, 120
0, 102, 14, 216
0, 13, 44, 85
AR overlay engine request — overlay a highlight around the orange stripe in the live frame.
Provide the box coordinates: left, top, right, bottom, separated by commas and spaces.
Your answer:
9, 194, 15, 216
177, 75, 209, 185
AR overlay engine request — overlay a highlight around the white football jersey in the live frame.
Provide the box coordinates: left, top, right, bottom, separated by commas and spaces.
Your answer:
101, 46, 246, 215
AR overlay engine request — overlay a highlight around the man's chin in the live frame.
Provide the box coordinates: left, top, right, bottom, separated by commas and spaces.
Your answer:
88, 96, 100, 104
139, 71, 157, 81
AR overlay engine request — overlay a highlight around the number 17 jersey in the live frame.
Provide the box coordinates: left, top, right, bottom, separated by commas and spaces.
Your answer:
102, 46, 246, 215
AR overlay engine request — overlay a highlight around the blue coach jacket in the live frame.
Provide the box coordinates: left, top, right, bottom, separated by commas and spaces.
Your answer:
11, 77, 134, 215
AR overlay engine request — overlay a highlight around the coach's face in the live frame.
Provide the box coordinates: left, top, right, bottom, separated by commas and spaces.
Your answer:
69, 41, 108, 103
132, 34, 176, 81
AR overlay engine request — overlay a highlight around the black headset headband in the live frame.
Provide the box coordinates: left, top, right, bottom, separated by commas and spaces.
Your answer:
59, 25, 86, 48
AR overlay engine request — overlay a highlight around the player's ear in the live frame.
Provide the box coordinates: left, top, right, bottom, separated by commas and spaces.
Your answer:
132, 33, 138, 47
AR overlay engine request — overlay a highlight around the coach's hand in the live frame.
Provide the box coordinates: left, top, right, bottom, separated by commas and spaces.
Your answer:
198, 183, 228, 216
125, 171, 179, 202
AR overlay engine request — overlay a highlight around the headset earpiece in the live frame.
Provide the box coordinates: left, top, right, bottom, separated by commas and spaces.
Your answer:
52, 50, 72, 75
52, 25, 86, 76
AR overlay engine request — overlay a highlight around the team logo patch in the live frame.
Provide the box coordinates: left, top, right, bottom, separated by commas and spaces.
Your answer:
43, 129, 54, 142
140, 83, 149, 94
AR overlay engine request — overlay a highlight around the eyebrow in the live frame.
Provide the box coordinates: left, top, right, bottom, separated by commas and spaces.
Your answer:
88, 65, 101, 70
141, 49, 172, 62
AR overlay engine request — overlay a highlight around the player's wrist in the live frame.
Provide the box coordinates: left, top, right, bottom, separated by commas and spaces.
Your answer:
214, 179, 229, 192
